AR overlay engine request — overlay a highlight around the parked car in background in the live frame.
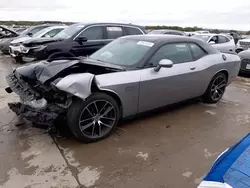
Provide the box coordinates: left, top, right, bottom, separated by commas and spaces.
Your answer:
196, 30, 210, 34
185, 31, 199, 37
6, 35, 240, 142
0, 24, 54, 55
148, 29, 186, 36
19, 22, 146, 62
0, 26, 18, 39
238, 50, 250, 74
14, 28, 28, 34
9, 25, 67, 62
192, 34, 235, 52
235, 35, 250, 54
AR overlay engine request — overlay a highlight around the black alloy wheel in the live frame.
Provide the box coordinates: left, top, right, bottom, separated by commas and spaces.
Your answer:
78, 100, 116, 139
67, 93, 119, 143
202, 72, 227, 103
210, 75, 227, 101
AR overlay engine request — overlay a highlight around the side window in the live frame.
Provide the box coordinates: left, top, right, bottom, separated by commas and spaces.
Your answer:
78, 26, 103, 40
170, 32, 182, 36
189, 43, 207, 60
106, 26, 123, 39
218, 36, 228, 43
148, 43, 193, 67
125, 27, 143, 35
43, 28, 63, 38
164, 32, 171, 35
209, 36, 219, 44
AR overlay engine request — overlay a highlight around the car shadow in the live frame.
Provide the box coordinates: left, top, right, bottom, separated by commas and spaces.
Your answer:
238, 72, 250, 78
52, 98, 201, 141
119, 98, 201, 127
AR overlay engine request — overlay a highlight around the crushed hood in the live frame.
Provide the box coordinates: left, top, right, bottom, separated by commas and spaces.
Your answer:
14, 58, 125, 84
23, 38, 61, 47
11, 36, 31, 44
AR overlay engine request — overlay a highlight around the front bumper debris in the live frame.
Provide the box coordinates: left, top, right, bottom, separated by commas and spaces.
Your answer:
6, 72, 40, 101
8, 102, 64, 126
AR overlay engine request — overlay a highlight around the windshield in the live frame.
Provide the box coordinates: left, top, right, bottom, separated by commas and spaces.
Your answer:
54, 23, 85, 39
192, 35, 211, 42
32, 27, 51, 38
90, 38, 153, 66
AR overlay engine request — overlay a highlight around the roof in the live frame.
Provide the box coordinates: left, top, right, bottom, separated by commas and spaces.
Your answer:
73, 22, 145, 28
121, 34, 219, 54
45, 25, 67, 29
149, 29, 185, 34
121, 34, 197, 42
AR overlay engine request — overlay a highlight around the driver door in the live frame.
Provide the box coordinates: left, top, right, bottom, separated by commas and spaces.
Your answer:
72, 26, 105, 57
138, 43, 200, 113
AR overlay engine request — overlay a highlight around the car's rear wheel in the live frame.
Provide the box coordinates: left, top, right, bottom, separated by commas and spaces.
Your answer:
202, 72, 227, 103
67, 93, 120, 143
14, 56, 22, 63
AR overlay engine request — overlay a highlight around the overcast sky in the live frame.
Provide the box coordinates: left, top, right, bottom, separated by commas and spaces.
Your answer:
0, 0, 249, 30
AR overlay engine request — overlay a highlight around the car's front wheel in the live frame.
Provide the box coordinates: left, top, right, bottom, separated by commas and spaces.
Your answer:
202, 72, 227, 103
67, 93, 120, 143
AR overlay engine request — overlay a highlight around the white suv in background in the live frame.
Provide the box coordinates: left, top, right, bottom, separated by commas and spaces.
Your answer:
192, 33, 236, 52
235, 35, 250, 53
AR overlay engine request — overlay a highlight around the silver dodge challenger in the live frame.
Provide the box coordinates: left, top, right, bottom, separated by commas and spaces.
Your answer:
5, 35, 240, 143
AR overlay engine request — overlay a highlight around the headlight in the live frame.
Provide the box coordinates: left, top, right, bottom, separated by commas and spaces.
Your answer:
20, 45, 29, 53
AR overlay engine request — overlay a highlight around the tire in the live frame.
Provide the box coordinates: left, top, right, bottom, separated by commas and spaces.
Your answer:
202, 72, 227, 104
67, 93, 120, 143
14, 56, 22, 63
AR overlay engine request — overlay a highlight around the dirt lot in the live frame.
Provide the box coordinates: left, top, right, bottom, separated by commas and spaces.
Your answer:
0, 55, 250, 188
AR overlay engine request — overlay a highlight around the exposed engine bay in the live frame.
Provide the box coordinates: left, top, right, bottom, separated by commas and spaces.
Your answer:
5, 58, 124, 126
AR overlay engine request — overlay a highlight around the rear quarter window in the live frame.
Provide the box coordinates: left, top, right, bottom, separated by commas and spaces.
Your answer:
124, 27, 143, 35
189, 43, 207, 60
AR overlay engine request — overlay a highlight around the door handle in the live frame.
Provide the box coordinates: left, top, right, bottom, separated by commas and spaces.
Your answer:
190, 67, 196, 70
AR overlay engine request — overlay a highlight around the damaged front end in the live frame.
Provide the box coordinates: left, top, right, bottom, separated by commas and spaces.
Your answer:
5, 58, 123, 127
6, 71, 71, 126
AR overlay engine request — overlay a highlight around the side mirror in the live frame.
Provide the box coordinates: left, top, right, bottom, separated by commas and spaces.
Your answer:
209, 41, 215, 44
154, 59, 173, 72
27, 32, 33, 37
76, 36, 88, 43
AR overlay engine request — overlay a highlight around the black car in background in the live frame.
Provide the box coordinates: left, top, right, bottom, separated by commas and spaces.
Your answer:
20, 23, 146, 61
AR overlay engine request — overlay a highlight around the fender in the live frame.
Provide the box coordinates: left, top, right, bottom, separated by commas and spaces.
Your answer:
55, 73, 95, 99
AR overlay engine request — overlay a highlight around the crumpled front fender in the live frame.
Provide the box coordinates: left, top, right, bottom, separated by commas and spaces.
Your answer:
55, 73, 95, 99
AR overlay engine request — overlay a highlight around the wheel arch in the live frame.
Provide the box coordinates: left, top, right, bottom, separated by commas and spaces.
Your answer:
91, 84, 123, 118
214, 69, 229, 82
